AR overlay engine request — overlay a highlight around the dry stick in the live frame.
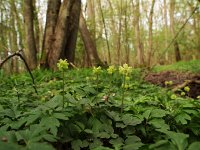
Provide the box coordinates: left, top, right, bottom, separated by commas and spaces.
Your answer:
150, 5, 199, 70
0, 50, 38, 94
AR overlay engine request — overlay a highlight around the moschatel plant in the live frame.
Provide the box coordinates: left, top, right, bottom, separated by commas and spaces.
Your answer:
119, 63, 132, 113
57, 59, 69, 108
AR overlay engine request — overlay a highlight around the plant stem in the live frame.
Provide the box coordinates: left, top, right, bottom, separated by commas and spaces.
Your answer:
121, 75, 125, 113
62, 71, 65, 109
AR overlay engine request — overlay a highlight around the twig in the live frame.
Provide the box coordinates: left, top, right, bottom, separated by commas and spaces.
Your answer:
0, 50, 38, 94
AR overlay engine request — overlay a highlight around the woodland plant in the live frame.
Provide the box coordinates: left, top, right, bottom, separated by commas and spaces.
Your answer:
57, 59, 69, 108
119, 63, 132, 113
92, 66, 102, 92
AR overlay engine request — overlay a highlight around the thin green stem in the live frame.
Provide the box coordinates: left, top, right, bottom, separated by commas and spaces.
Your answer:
62, 71, 65, 109
121, 74, 125, 113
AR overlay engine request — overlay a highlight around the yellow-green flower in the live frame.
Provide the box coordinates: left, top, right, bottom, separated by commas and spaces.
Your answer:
171, 94, 177, 100
181, 92, 185, 96
57, 59, 69, 71
168, 81, 173, 85
125, 76, 130, 81
107, 65, 116, 74
119, 63, 132, 75
165, 81, 173, 86
184, 86, 190, 92
93, 66, 101, 74
197, 95, 200, 99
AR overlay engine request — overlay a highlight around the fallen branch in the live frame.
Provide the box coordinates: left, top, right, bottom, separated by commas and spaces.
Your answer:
172, 80, 200, 92
0, 50, 38, 94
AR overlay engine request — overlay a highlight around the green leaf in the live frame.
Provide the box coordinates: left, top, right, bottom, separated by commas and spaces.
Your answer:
53, 113, 69, 120
109, 137, 124, 149
40, 116, 60, 136
157, 129, 189, 150
122, 114, 143, 126
149, 140, 169, 149
71, 139, 82, 150
143, 109, 152, 119
84, 129, 93, 134
0, 141, 22, 150
149, 118, 170, 130
123, 136, 144, 150
175, 112, 191, 125
188, 142, 200, 150
150, 109, 168, 118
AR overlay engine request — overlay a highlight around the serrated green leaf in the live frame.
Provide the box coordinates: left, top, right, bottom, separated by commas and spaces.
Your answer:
175, 113, 191, 125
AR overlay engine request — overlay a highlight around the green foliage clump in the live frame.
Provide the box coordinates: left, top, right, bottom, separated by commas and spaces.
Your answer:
0, 67, 200, 150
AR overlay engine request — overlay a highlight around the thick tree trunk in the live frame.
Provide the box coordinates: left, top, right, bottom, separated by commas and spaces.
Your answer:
47, 0, 81, 70
79, 11, 103, 66
62, 0, 81, 63
24, 0, 37, 70
40, 0, 61, 68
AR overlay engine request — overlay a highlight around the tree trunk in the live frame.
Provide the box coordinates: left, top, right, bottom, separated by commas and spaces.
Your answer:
134, 0, 145, 66
164, 0, 169, 62
47, 0, 81, 70
24, 0, 37, 70
79, 11, 103, 66
62, 0, 81, 64
97, 0, 111, 64
147, 0, 156, 67
170, 0, 181, 62
40, 0, 61, 68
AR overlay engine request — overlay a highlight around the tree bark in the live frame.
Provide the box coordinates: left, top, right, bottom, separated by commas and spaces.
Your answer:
134, 0, 145, 66
147, 0, 156, 67
170, 0, 181, 62
62, 0, 81, 64
40, 0, 61, 68
47, 0, 81, 70
79, 11, 103, 66
24, 0, 37, 70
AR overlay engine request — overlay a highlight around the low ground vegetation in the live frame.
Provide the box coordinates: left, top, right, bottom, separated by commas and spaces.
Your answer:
0, 61, 200, 150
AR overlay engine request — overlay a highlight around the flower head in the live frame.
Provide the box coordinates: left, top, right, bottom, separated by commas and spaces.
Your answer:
107, 65, 116, 74
171, 94, 177, 100
181, 92, 185, 96
57, 59, 69, 71
93, 66, 102, 75
184, 86, 190, 92
119, 63, 132, 76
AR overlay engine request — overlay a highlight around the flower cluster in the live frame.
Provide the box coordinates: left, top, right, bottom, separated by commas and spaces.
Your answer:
107, 65, 116, 74
57, 59, 69, 71
165, 81, 173, 86
119, 64, 132, 76
184, 86, 190, 92
93, 66, 102, 75
119, 64, 132, 89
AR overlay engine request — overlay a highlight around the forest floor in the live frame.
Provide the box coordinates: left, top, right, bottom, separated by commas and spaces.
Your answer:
145, 71, 200, 98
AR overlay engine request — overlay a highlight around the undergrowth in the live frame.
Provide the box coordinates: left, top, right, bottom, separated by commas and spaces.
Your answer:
153, 60, 200, 73
0, 67, 200, 150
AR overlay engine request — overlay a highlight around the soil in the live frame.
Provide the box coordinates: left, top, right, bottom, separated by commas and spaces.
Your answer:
144, 71, 200, 99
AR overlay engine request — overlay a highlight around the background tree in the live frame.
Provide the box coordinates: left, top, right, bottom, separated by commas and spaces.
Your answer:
24, 0, 38, 70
